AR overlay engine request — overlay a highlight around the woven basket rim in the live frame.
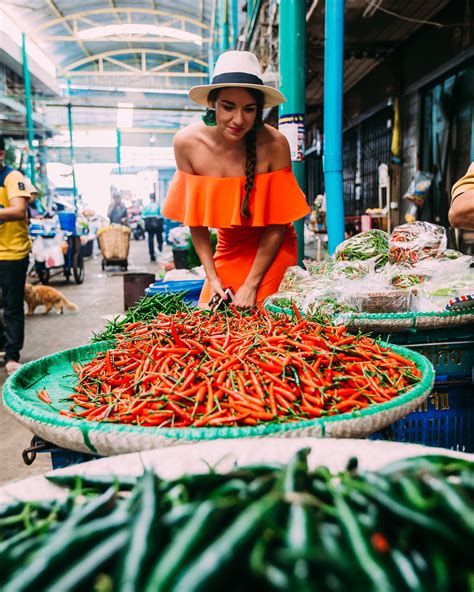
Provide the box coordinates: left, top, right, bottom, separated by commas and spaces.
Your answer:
265, 299, 474, 322
3, 340, 434, 450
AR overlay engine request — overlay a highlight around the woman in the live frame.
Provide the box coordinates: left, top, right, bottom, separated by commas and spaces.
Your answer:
162, 51, 310, 307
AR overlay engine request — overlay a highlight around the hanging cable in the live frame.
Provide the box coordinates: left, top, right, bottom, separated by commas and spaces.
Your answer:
364, 0, 457, 29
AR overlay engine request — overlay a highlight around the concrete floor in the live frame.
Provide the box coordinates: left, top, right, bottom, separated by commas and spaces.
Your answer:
0, 238, 163, 485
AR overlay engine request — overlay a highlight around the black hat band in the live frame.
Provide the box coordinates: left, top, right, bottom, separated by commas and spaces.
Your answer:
211, 72, 264, 86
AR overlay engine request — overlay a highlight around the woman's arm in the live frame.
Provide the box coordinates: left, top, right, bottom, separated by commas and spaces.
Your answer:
189, 226, 226, 301
233, 224, 286, 308
449, 189, 474, 229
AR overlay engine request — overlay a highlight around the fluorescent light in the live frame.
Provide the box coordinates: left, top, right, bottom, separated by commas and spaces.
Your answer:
60, 83, 189, 95
77, 24, 202, 45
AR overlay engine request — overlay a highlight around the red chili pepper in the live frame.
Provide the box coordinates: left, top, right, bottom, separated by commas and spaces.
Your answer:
37, 389, 52, 405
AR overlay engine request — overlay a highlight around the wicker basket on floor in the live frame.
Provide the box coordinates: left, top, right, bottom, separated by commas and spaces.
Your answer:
97, 225, 130, 261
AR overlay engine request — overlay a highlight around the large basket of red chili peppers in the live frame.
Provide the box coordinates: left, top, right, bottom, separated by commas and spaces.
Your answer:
4, 308, 434, 455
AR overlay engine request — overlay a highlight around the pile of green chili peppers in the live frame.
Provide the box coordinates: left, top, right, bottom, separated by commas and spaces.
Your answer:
1, 451, 472, 591
92, 292, 192, 343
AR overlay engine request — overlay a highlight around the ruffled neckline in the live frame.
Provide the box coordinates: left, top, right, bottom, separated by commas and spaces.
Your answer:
176, 167, 292, 181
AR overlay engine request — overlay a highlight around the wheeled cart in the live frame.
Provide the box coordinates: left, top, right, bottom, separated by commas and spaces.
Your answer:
97, 224, 130, 271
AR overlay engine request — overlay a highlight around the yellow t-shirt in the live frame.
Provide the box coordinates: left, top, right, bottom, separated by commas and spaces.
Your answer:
0, 166, 32, 260
451, 162, 474, 203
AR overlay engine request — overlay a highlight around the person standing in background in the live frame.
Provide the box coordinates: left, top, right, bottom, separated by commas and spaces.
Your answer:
0, 135, 33, 375
142, 193, 163, 262
107, 190, 128, 225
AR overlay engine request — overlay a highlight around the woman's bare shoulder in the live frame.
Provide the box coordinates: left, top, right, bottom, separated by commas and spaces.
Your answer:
258, 125, 291, 170
173, 122, 203, 148
173, 123, 207, 172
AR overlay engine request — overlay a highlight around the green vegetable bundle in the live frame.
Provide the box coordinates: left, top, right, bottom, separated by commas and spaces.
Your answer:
335, 229, 390, 270
92, 292, 191, 342
1, 451, 472, 591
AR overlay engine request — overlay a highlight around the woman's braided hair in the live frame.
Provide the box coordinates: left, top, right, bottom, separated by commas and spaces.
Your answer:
208, 87, 264, 218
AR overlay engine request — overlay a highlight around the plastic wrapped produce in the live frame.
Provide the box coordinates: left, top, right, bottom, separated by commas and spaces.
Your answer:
338, 276, 413, 313
335, 229, 389, 270
389, 222, 447, 265
279, 266, 316, 292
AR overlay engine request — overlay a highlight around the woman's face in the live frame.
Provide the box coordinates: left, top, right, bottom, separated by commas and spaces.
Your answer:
212, 88, 258, 142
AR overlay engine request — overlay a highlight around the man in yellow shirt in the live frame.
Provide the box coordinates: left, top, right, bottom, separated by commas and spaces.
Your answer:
0, 136, 32, 374
449, 162, 474, 229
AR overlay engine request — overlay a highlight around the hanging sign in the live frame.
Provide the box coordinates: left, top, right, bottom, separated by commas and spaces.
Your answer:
278, 114, 305, 162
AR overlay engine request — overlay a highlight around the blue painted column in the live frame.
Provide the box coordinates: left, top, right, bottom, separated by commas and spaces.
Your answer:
221, 0, 229, 51
116, 128, 122, 175
323, 0, 346, 254
279, 0, 306, 265
21, 33, 35, 184
231, 0, 239, 47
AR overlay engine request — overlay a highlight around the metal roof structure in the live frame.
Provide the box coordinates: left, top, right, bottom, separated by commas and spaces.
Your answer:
4, 0, 214, 95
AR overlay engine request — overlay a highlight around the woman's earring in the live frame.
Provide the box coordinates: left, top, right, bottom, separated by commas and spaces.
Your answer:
202, 108, 217, 126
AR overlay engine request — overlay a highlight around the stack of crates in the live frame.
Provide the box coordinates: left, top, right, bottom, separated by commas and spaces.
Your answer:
370, 324, 474, 452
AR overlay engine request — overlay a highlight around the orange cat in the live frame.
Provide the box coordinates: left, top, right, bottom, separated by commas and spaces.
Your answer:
24, 283, 79, 315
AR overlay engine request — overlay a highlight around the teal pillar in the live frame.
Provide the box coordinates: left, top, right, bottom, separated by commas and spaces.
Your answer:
21, 33, 35, 184
323, 0, 345, 254
248, 0, 255, 19
279, 0, 306, 265
67, 101, 78, 209
231, 0, 239, 48
221, 0, 229, 52
116, 128, 122, 174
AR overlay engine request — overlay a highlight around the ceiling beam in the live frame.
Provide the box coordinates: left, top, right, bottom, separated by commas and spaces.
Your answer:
61, 49, 207, 76
33, 8, 209, 34
42, 0, 92, 58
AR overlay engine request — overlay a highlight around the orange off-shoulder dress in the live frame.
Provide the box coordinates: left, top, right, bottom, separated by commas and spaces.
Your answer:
162, 167, 310, 304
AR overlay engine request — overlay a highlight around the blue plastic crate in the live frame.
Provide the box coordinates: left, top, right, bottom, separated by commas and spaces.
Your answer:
369, 383, 474, 452
383, 326, 474, 384
51, 449, 99, 470
58, 211, 77, 233
146, 279, 204, 306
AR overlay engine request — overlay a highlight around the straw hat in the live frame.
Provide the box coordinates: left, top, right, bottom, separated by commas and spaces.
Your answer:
189, 51, 286, 109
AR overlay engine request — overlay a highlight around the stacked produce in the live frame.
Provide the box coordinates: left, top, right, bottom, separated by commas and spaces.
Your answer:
271, 222, 474, 317
1, 451, 472, 591
38, 308, 422, 428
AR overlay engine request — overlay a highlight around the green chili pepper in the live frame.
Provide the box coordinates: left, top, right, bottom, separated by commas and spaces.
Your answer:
390, 549, 423, 592
46, 473, 138, 492
3, 489, 124, 592
118, 470, 162, 592
47, 528, 129, 592
330, 483, 395, 592
171, 493, 281, 592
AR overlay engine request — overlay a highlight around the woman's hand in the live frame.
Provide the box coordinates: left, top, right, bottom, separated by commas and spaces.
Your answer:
208, 276, 227, 302
233, 284, 257, 309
